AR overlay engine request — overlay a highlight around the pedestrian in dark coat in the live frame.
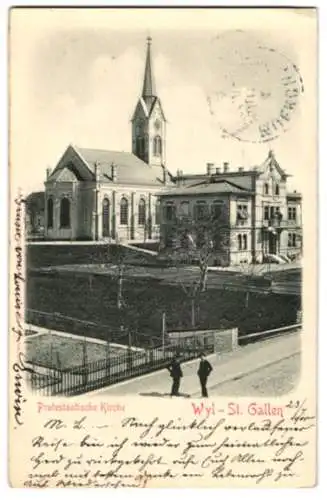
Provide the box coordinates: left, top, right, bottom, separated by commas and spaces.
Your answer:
197, 353, 213, 397
167, 356, 183, 396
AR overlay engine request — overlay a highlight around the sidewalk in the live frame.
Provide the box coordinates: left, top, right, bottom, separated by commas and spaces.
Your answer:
88, 332, 301, 398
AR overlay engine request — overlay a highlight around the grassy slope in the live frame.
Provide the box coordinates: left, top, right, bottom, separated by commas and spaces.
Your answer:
26, 272, 300, 348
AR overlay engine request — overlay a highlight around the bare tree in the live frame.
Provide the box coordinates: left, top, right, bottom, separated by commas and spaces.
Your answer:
109, 235, 136, 353
235, 251, 268, 308
167, 211, 227, 329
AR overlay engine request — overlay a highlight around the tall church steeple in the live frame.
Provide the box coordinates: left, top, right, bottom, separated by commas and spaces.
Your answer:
131, 37, 166, 171
142, 37, 156, 108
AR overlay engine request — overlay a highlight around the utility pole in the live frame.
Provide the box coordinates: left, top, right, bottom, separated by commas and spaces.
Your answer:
162, 312, 166, 352
82, 337, 88, 386
117, 262, 124, 310
191, 298, 196, 329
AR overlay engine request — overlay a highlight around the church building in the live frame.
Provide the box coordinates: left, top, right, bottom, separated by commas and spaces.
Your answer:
44, 37, 172, 242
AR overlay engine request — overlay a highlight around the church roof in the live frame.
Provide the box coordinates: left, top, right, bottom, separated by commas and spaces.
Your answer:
77, 146, 167, 185
49, 145, 169, 187
160, 179, 253, 196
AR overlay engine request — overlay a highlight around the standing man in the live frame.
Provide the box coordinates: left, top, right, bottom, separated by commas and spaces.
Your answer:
167, 355, 183, 396
197, 353, 213, 397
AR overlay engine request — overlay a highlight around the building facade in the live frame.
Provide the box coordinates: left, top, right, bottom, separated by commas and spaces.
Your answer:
159, 151, 302, 266
44, 37, 172, 242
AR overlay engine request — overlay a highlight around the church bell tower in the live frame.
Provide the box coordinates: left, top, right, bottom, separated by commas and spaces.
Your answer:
131, 37, 166, 170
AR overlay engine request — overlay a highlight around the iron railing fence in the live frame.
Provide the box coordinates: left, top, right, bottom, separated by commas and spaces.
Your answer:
25, 320, 301, 396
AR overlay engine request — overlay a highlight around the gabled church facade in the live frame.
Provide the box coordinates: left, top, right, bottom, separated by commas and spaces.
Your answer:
44, 37, 172, 242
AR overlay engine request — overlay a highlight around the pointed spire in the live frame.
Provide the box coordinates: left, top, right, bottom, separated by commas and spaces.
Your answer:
142, 36, 156, 99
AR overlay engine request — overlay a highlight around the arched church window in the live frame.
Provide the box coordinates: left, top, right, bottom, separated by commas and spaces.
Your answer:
264, 183, 269, 195
60, 197, 70, 229
47, 198, 53, 229
138, 199, 146, 226
120, 197, 129, 225
275, 184, 280, 195
136, 137, 144, 156
102, 198, 110, 237
153, 135, 162, 156
136, 119, 143, 136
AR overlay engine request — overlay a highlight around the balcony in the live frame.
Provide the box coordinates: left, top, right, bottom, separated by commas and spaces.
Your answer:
262, 218, 301, 230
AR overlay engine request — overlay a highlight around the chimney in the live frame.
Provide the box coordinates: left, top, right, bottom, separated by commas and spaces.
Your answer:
223, 162, 229, 173
238, 167, 244, 172
46, 167, 52, 180
215, 167, 221, 175
176, 169, 183, 187
163, 166, 167, 185
111, 163, 117, 182
206, 162, 214, 176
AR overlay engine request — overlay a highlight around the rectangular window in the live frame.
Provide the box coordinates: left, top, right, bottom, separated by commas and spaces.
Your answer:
237, 233, 248, 250
288, 206, 297, 220
237, 204, 248, 224
243, 234, 248, 250
211, 201, 223, 220
264, 206, 269, 220
195, 202, 208, 220
270, 206, 275, 219
165, 204, 175, 222
180, 201, 190, 217
288, 233, 297, 247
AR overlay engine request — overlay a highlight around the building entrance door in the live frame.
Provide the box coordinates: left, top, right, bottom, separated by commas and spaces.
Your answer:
268, 231, 277, 254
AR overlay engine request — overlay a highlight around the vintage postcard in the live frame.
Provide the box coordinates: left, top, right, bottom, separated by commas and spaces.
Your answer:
9, 7, 317, 488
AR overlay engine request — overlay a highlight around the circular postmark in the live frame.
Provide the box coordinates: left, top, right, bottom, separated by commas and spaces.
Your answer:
207, 31, 304, 143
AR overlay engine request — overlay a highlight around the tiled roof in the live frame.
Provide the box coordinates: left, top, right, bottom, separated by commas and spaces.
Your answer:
287, 192, 302, 199
255, 150, 288, 178
160, 179, 253, 196
75, 146, 167, 186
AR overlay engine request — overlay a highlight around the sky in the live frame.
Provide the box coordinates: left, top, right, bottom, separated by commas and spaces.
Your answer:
10, 9, 315, 195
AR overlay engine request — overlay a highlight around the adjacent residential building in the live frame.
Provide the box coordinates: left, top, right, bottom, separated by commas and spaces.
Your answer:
44, 37, 172, 242
158, 151, 302, 266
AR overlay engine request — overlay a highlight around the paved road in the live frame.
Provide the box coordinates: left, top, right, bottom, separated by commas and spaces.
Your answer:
209, 353, 300, 397
88, 332, 301, 398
